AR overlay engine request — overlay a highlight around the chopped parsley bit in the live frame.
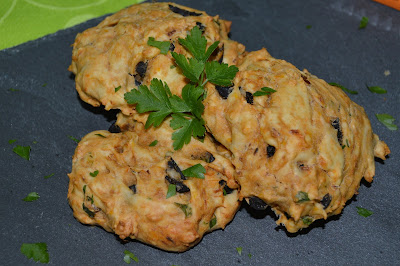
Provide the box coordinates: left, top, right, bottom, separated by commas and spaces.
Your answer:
236, 247, 243, 256
147, 37, 171, 55
42, 83, 47, 87
375, 114, 398, 131
253, 87, 276, 97
329, 82, 358, 95
209, 216, 217, 228
123, 250, 138, 263
306, 25, 312, 29
356, 206, 373, 217
8, 139, 17, 144
149, 140, 158, 147
82, 203, 95, 218
90, 170, 99, 177
20, 243, 49, 263
359, 16, 369, 29
302, 216, 313, 225
33, 141, 38, 144
44, 173, 55, 179
9, 88, 19, 92
83, 185, 87, 194
170, 65, 176, 69
13, 145, 31, 160
341, 144, 346, 149
295, 191, 310, 203
346, 139, 350, 147
166, 184, 177, 199
367, 85, 387, 94
95, 133, 106, 138
223, 188, 227, 196
67, 135, 80, 143
23, 192, 40, 202
87, 195, 94, 204
248, 253, 252, 259
115, 86, 121, 92
182, 164, 206, 179
174, 202, 192, 218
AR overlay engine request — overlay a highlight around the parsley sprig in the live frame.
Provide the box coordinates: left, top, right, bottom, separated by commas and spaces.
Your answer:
125, 26, 238, 149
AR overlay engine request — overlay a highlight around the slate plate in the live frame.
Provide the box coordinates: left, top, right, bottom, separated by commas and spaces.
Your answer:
1, 0, 399, 265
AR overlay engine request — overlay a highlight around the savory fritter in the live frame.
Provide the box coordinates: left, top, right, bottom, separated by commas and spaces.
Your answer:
67, 114, 240, 252
68, 2, 234, 115
203, 48, 390, 233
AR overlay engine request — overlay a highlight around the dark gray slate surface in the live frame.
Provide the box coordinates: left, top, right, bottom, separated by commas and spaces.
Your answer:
1, 0, 399, 265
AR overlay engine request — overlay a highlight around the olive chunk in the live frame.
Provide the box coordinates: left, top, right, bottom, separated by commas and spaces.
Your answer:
108, 122, 121, 133
320, 193, 332, 209
247, 196, 268, 210
168, 4, 202, 17
215, 85, 233, 99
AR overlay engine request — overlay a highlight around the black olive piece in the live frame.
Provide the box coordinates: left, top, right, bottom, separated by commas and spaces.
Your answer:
129, 185, 136, 194
165, 176, 190, 193
206, 152, 215, 163
301, 75, 311, 85
320, 193, 332, 209
167, 158, 186, 180
169, 42, 175, 52
267, 145, 276, 158
135, 61, 147, 78
331, 118, 343, 145
228, 32, 232, 39
134, 79, 141, 87
192, 152, 215, 163
284, 212, 291, 219
196, 22, 205, 31
247, 196, 268, 210
108, 122, 121, 133
245, 91, 253, 104
168, 4, 202, 17
215, 85, 233, 99
218, 180, 234, 195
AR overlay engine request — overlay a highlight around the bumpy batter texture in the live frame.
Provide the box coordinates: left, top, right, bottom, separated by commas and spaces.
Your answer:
203, 48, 390, 232
68, 114, 239, 252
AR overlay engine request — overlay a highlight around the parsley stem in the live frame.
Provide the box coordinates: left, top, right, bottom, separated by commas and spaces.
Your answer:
201, 78, 209, 87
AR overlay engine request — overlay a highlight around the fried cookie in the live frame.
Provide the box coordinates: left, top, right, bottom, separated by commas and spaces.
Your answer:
68, 2, 234, 115
67, 114, 240, 252
203, 48, 390, 233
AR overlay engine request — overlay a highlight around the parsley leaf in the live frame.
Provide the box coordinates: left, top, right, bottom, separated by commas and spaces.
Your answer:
123, 250, 138, 263
182, 164, 206, 179
20, 243, 49, 263
209, 216, 217, 228
367, 85, 387, 94
115, 86, 121, 92
82, 203, 94, 218
295, 191, 310, 203
178, 26, 218, 62
376, 114, 398, 131
23, 192, 40, 202
174, 202, 192, 218
44, 173, 55, 179
306, 25, 312, 29
90, 170, 99, 177
329, 82, 358, 94
8, 139, 17, 144
166, 184, 177, 199
149, 140, 158, 147
248, 253, 252, 259
356, 207, 373, 217
302, 216, 313, 225
359, 16, 369, 29
148, 37, 170, 55
9, 88, 19, 92
171, 52, 204, 83
170, 113, 205, 150
13, 145, 31, 160
253, 87, 277, 97
205, 61, 238, 86
68, 135, 80, 143
236, 247, 243, 256
95, 133, 106, 138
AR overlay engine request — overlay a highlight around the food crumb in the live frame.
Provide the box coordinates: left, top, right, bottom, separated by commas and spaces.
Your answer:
384, 70, 390, 76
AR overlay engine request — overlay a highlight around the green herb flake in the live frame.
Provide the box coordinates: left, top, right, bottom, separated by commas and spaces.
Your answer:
33, 141, 38, 144
182, 164, 206, 179
44, 173, 55, 179
13, 145, 31, 160
329, 82, 358, 95
223, 188, 227, 196
341, 145, 346, 149
115, 86, 122, 92
68, 135, 80, 143
306, 25, 312, 29
87, 195, 94, 204
82, 203, 95, 218
148, 37, 171, 55
375, 114, 398, 131
359, 16, 369, 29
149, 140, 158, 147
209, 216, 217, 228
42, 83, 47, 87
356, 206, 373, 217
83, 185, 87, 194
9, 88, 19, 92
346, 139, 350, 147
302, 216, 313, 225
90, 170, 99, 177
236, 247, 243, 256
8, 139, 17, 144
20, 242, 49, 263
95, 133, 106, 138
367, 85, 387, 94
166, 184, 177, 199
253, 87, 277, 97
170, 65, 176, 69
174, 202, 192, 218
23, 192, 40, 202
248, 253, 252, 259
295, 191, 310, 203
123, 250, 138, 263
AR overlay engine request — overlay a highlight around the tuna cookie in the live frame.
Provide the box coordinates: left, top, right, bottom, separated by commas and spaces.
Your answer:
68, 2, 236, 116
67, 113, 240, 252
203, 48, 390, 233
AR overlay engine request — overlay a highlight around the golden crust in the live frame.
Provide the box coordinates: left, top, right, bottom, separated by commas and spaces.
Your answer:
68, 115, 240, 252
203, 48, 390, 232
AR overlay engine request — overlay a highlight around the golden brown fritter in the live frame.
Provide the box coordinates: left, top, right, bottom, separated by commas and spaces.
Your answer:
68, 114, 240, 252
203, 48, 390, 232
